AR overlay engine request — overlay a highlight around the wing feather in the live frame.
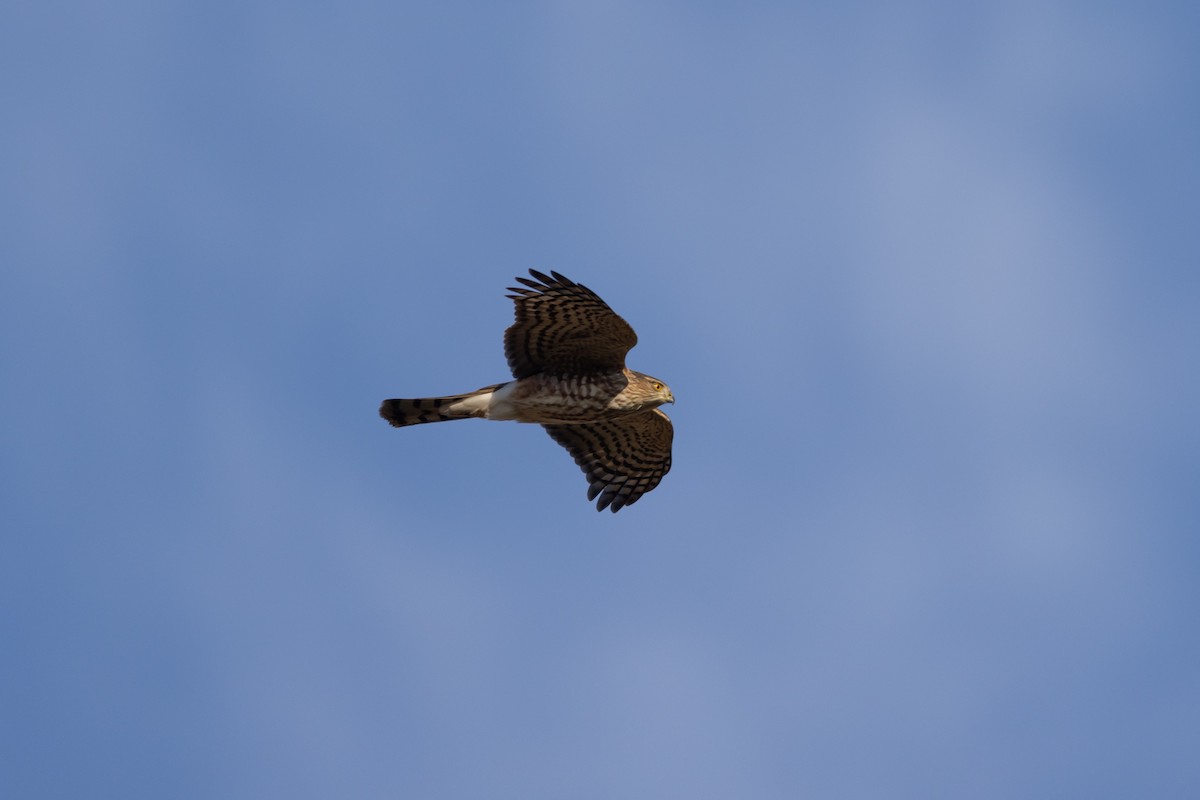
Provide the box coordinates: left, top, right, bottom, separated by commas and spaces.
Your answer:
542, 409, 673, 512
504, 270, 638, 379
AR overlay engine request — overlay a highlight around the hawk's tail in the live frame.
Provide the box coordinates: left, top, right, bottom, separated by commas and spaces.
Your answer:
379, 387, 496, 428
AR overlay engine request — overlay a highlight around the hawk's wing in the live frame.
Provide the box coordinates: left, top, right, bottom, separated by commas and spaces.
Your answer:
542, 409, 673, 512
505, 270, 638, 379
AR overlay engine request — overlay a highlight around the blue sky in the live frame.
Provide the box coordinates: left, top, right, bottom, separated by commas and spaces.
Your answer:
3, 2, 1198, 797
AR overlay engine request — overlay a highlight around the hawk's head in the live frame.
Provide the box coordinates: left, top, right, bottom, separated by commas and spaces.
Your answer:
629, 371, 675, 409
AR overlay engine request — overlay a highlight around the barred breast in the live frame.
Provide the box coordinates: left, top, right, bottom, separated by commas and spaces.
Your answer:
505, 371, 633, 424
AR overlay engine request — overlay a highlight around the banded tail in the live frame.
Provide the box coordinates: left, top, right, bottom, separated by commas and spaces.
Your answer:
379, 386, 499, 428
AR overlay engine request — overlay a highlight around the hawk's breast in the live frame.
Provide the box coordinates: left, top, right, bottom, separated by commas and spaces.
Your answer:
507, 371, 630, 424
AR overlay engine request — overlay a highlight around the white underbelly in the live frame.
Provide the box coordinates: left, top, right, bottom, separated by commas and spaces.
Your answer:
486, 381, 520, 420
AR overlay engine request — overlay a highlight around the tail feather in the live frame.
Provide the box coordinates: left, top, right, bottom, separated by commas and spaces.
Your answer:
379, 388, 495, 428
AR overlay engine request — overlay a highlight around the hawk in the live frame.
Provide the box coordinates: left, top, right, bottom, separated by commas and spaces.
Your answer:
380, 270, 674, 512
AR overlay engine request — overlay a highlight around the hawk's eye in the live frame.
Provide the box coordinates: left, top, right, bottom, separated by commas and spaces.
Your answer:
652, 382, 663, 391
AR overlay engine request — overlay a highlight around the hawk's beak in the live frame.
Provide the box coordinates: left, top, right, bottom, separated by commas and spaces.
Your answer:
667, 393, 675, 404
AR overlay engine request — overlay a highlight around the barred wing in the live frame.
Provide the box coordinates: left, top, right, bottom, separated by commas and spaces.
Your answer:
505, 270, 638, 379
542, 409, 673, 512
